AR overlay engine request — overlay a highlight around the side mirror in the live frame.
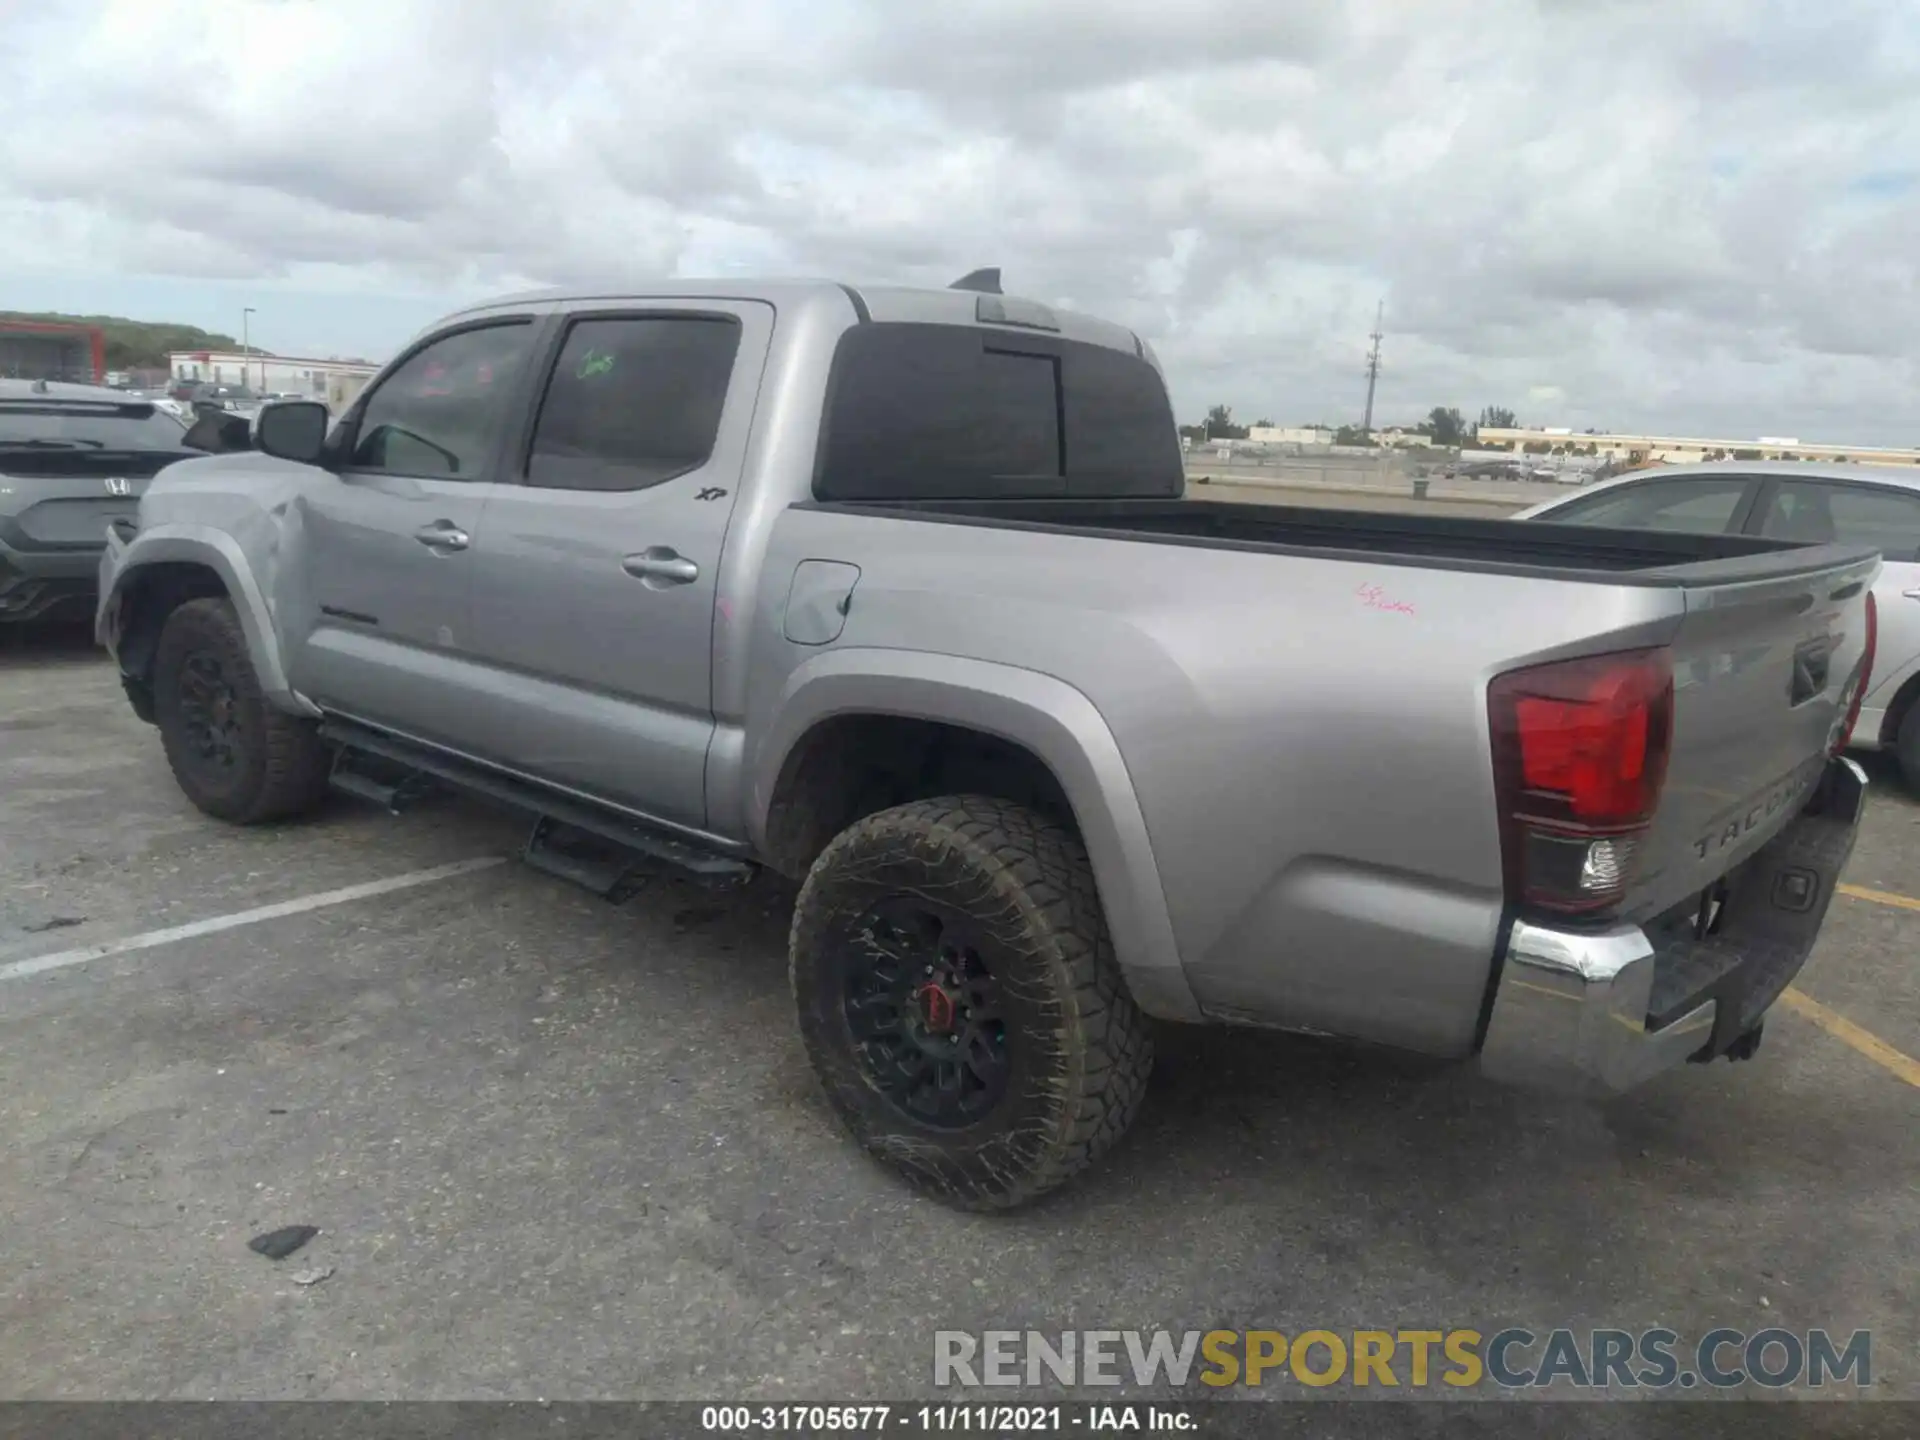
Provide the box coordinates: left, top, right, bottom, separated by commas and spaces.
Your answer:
254, 400, 331, 465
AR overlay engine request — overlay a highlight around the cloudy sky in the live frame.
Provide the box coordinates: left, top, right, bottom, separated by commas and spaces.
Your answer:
3, 0, 1917, 443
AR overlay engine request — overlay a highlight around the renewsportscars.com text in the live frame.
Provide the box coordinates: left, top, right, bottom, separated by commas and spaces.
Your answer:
933, 1328, 1872, 1392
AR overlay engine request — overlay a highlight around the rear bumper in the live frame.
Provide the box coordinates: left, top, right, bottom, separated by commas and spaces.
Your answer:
1478, 755, 1867, 1098
0, 538, 103, 622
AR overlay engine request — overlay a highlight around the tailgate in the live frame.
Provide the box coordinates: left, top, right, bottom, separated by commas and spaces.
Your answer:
1628, 545, 1880, 919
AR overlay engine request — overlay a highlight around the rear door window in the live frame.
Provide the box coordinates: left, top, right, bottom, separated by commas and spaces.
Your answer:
1540, 477, 1755, 535
524, 315, 742, 492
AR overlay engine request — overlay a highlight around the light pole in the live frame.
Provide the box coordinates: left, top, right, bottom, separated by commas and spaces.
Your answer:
242, 307, 256, 395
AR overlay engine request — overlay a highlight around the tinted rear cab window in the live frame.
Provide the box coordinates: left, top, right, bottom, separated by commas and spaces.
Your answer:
815, 322, 1181, 501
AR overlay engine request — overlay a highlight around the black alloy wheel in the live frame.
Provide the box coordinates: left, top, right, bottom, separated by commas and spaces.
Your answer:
840, 896, 1012, 1130
174, 650, 245, 773
790, 795, 1154, 1210
152, 598, 332, 824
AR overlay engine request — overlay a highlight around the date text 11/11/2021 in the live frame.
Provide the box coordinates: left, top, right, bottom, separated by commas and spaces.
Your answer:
701, 1404, 1196, 1432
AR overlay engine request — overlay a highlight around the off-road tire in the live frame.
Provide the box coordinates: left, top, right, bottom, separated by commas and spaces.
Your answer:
790, 795, 1154, 1210
1897, 701, 1920, 798
153, 598, 331, 824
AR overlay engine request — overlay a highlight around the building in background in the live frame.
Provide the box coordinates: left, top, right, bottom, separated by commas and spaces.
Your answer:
168, 349, 380, 410
1245, 423, 1451, 451
1478, 427, 1920, 469
0, 319, 105, 383
107, 367, 174, 390
1247, 425, 1335, 446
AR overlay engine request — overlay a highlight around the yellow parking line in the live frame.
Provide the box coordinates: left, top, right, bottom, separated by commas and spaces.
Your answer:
1779, 989, 1920, 1089
1839, 883, 1920, 914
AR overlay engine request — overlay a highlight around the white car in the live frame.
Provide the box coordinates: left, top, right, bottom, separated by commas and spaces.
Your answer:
1516, 460, 1920, 793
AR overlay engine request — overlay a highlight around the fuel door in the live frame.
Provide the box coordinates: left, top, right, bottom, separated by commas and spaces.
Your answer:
782, 560, 862, 646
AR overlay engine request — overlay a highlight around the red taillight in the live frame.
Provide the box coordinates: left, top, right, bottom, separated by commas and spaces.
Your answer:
1489, 648, 1674, 916
1833, 591, 1877, 755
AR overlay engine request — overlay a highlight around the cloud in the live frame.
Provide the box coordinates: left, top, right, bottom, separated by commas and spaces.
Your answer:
3, 0, 1917, 442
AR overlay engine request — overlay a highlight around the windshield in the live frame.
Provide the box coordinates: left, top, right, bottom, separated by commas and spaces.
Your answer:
0, 402, 190, 449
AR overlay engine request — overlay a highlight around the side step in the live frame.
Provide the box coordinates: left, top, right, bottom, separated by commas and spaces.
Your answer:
329, 748, 438, 813
524, 816, 653, 902
319, 719, 757, 896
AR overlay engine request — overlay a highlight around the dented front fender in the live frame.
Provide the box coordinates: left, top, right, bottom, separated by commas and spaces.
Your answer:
96, 461, 318, 718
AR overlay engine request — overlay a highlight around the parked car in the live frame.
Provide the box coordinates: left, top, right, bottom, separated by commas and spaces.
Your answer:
0, 379, 195, 624
97, 279, 1876, 1209
169, 382, 257, 411
1455, 460, 1526, 480
1516, 461, 1920, 792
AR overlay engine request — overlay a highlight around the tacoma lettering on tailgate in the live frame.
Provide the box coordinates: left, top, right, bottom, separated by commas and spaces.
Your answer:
1691, 757, 1825, 862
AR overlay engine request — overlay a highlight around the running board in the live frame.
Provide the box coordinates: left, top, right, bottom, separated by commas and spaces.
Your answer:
318, 719, 757, 894
329, 748, 438, 813
524, 816, 652, 902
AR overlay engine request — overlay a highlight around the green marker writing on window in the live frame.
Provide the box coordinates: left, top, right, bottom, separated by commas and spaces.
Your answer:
576, 348, 617, 379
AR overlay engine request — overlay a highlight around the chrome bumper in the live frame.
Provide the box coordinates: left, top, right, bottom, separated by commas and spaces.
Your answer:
1479, 756, 1868, 1099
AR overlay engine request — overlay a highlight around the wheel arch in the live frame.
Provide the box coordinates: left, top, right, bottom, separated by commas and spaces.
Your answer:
750, 649, 1198, 1021
106, 526, 310, 716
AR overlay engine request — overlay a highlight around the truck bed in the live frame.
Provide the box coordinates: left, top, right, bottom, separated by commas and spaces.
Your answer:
802, 495, 1877, 585
780, 489, 1880, 952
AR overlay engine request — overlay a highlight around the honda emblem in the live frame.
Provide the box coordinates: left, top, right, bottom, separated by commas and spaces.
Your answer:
103, 477, 132, 497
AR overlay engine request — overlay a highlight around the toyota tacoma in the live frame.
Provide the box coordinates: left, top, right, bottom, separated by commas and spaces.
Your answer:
96, 274, 1878, 1208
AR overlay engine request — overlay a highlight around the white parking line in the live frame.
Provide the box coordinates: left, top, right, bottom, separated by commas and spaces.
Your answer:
0, 856, 506, 985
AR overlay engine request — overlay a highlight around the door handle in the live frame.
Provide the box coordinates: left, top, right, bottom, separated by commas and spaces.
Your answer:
622, 547, 700, 587
414, 521, 470, 552
1903, 588, 1920, 601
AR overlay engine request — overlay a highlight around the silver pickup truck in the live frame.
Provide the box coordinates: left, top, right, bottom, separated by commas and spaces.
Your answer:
97, 275, 1880, 1210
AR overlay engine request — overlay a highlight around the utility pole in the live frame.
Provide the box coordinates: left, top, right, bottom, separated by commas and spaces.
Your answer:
242, 307, 256, 395
1361, 300, 1384, 437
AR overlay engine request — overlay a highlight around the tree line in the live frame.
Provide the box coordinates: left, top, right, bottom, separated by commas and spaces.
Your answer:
1, 310, 241, 372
